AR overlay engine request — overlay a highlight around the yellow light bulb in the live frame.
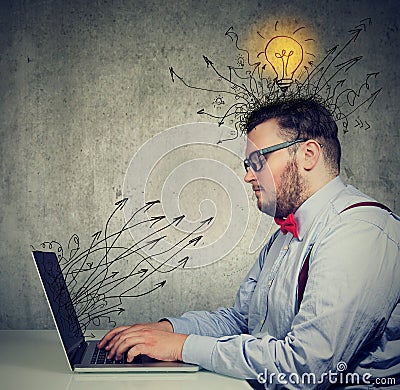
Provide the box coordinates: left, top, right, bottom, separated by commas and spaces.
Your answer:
264, 36, 303, 90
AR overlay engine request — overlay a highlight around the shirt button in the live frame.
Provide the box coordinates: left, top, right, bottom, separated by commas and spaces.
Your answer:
283, 246, 288, 250
268, 280, 273, 287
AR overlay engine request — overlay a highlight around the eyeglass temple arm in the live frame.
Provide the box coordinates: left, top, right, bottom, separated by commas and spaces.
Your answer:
258, 138, 308, 155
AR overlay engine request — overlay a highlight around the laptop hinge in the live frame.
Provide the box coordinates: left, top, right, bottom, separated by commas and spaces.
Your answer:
71, 341, 88, 365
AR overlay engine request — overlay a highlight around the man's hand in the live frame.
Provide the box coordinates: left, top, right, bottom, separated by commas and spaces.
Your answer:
97, 321, 173, 349
97, 321, 188, 362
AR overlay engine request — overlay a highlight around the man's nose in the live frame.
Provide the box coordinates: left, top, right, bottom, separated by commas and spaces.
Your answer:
244, 167, 256, 183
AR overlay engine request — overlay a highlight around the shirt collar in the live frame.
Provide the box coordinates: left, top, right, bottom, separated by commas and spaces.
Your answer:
294, 176, 346, 240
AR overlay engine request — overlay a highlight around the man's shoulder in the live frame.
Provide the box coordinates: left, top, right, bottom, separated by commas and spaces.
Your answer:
329, 184, 399, 237
331, 184, 383, 216
330, 183, 374, 212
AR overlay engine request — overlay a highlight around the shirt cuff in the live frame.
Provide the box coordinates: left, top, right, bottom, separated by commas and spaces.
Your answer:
162, 317, 193, 334
182, 334, 217, 371
157, 318, 174, 331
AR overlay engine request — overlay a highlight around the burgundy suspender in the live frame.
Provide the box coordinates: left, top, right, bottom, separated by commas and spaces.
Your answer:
340, 201, 392, 214
297, 202, 392, 311
297, 253, 310, 309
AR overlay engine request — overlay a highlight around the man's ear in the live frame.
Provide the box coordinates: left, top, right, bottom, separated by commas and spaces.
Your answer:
302, 140, 321, 171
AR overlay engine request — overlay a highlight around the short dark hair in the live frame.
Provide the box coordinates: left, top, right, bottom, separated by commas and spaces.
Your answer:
246, 99, 341, 174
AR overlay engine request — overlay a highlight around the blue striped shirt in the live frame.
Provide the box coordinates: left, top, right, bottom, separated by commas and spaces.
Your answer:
166, 177, 400, 389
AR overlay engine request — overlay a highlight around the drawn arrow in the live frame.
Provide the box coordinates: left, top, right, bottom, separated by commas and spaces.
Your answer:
144, 200, 161, 211
81, 307, 125, 321
200, 216, 213, 225
354, 119, 370, 130
172, 215, 185, 225
132, 268, 148, 277
76, 231, 171, 299
188, 236, 203, 246
47, 200, 215, 336
143, 236, 166, 250
364, 72, 379, 90
348, 27, 363, 43
336, 88, 382, 117
201, 55, 255, 104
169, 66, 175, 82
78, 296, 123, 321
348, 18, 371, 41
106, 214, 185, 265
115, 198, 128, 210
80, 263, 151, 299
312, 20, 368, 91
76, 271, 120, 297
149, 215, 166, 228
69, 213, 161, 267
327, 79, 346, 101
74, 291, 107, 313
224, 26, 259, 68
305, 45, 338, 81
156, 256, 190, 273
168, 66, 240, 99
64, 229, 102, 286
65, 199, 157, 270
73, 214, 186, 298
68, 234, 80, 260
203, 55, 214, 67
336, 56, 363, 72
316, 56, 362, 94
119, 280, 167, 298
72, 202, 162, 298
102, 198, 130, 280
105, 235, 204, 297
225, 26, 237, 42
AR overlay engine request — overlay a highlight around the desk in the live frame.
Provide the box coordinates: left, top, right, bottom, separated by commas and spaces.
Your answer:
0, 330, 251, 390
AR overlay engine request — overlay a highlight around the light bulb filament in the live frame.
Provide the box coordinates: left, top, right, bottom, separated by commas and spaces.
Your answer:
274, 49, 295, 79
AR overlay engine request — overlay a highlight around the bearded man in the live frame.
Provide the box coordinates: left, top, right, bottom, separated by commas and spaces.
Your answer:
99, 99, 400, 389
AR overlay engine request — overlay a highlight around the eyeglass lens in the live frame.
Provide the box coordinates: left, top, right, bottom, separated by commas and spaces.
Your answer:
244, 150, 265, 172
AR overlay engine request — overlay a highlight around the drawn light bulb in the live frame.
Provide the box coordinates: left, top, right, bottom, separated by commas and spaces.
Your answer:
264, 36, 303, 90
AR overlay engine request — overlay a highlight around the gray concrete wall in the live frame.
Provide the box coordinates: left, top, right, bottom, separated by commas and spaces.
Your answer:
1, 0, 399, 329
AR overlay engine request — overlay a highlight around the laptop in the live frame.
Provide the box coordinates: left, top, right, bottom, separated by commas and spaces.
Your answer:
32, 250, 199, 373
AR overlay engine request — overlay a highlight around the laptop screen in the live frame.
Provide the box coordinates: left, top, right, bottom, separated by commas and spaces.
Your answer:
33, 251, 85, 362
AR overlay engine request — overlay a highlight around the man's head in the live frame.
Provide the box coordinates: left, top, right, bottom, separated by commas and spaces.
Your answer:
243, 99, 341, 218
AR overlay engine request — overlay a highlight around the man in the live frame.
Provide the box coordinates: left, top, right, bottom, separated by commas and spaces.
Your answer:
98, 99, 400, 388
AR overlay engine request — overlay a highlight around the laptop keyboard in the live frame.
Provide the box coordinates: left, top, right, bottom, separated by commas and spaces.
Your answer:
91, 347, 143, 365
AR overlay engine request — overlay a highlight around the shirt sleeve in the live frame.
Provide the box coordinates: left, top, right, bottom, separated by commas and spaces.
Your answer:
164, 234, 277, 338
165, 257, 260, 337
181, 215, 400, 389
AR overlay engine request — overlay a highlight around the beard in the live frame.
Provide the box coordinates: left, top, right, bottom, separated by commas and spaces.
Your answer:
257, 158, 309, 218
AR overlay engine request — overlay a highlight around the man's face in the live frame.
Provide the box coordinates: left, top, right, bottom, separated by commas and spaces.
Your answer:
244, 118, 308, 218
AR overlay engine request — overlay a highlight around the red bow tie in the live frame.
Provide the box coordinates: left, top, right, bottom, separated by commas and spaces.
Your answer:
274, 213, 299, 238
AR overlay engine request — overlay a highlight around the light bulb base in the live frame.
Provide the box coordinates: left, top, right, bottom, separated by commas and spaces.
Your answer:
276, 78, 293, 92
277, 78, 293, 87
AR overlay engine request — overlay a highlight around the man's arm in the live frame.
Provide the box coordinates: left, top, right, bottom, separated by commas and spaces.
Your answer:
97, 234, 277, 360
164, 267, 259, 337
165, 233, 277, 337
98, 255, 264, 358
181, 217, 400, 387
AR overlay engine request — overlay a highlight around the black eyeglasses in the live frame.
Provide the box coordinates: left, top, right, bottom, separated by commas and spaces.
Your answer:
243, 138, 308, 173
